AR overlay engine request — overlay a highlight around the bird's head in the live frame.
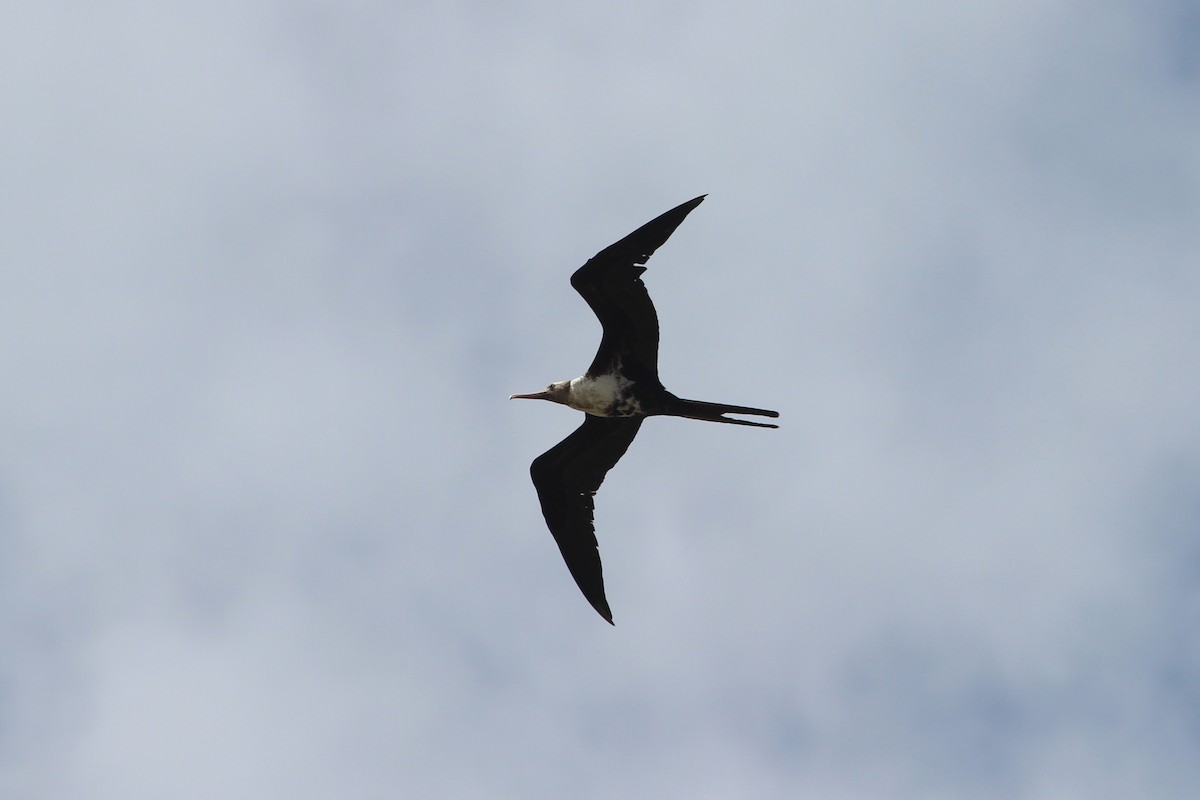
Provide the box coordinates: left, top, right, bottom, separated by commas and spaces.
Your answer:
509, 380, 572, 405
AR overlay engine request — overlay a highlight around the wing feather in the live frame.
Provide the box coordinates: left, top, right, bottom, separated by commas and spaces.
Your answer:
570, 196, 705, 380
529, 415, 645, 624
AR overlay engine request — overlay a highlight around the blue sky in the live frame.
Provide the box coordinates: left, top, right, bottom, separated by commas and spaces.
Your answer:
4, 1, 1200, 797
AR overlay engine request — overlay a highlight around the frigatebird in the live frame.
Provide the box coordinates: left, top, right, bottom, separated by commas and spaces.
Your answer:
510, 195, 779, 624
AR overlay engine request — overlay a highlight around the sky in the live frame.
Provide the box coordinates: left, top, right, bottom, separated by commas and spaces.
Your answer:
3, 1, 1200, 797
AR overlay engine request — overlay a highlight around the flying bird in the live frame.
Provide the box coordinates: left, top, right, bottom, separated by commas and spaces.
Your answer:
510, 196, 779, 624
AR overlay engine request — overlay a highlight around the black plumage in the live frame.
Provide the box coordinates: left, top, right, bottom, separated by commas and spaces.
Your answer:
511, 196, 779, 623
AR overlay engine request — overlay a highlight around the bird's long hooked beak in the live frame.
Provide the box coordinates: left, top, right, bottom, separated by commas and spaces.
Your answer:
509, 390, 552, 401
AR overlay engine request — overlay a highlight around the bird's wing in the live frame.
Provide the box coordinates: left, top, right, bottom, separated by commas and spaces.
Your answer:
529, 415, 645, 624
570, 196, 705, 381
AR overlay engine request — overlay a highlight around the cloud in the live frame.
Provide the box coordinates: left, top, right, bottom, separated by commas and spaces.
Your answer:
2, 1, 1199, 798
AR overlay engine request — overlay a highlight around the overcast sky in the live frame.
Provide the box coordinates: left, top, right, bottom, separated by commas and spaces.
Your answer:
4, 1, 1200, 798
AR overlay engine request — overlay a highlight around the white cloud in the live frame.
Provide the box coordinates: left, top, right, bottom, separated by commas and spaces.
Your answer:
2, 1, 1199, 798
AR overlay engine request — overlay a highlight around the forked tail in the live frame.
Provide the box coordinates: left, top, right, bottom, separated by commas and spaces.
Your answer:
666, 398, 780, 428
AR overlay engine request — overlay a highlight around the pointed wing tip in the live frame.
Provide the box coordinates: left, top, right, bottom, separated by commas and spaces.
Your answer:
584, 588, 614, 624
583, 588, 614, 624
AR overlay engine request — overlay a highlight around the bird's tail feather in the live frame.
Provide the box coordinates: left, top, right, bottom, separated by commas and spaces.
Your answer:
666, 398, 780, 428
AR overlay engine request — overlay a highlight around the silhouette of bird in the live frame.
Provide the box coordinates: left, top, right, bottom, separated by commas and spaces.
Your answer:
511, 196, 779, 623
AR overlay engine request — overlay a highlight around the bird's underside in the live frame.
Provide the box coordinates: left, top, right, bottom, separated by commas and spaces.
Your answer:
513, 195, 779, 624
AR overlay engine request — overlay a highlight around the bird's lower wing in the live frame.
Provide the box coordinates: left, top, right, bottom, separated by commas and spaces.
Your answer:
529, 415, 645, 624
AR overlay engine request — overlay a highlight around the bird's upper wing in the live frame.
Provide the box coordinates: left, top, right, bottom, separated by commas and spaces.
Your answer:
529, 414, 645, 624
570, 196, 706, 381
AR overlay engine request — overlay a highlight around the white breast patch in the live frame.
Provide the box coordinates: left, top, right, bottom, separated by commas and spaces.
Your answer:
568, 374, 635, 416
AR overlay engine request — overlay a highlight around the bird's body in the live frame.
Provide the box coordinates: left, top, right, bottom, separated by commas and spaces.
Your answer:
511, 196, 779, 623
563, 372, 640, 416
